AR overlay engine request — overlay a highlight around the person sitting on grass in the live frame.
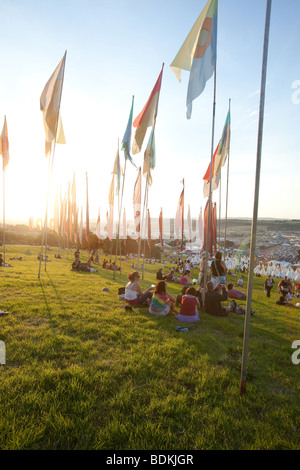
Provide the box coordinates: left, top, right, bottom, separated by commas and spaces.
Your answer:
175, 287, 200, 324
166, 268, 179, 283
149, 280, 176, 316
180, 270, 193, 287
156, 268, 166, 280
227, 283, 247, 300
276, 295, 295, 307
205, 281, 233, 317
124, 271, 154, 307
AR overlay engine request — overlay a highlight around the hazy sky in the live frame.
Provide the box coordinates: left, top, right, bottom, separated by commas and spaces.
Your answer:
0, 0, 299, 226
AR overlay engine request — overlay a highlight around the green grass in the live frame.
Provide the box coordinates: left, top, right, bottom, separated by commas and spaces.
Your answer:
0, 244, 299, 450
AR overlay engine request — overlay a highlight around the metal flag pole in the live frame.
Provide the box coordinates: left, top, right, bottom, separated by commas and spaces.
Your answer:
203, 67, 217, 307
3, 164, 5, 266
240, 0, 272, 395
224, 98, 231, 257
113, 140, 121, 281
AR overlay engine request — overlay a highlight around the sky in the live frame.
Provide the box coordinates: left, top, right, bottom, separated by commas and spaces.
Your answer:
0, 0, 299, 230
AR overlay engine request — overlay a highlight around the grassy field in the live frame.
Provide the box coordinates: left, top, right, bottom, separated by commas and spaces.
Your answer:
0, 244, 299, 450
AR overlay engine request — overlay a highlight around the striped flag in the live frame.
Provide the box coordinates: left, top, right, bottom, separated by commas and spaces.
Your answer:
132, 65, 164, 154
170, 0, 218, 119
112, 146, 123, 195
143, 127, 156, 186
214, 107, 231, 176
133, 168, 141, 241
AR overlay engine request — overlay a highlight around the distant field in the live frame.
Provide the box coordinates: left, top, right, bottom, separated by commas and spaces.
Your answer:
0, 245, 299, 450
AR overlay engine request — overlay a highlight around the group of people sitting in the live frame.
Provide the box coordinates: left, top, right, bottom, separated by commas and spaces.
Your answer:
72, 250, 97, 273
124, 261, 249, 323
156, 267, 194, 287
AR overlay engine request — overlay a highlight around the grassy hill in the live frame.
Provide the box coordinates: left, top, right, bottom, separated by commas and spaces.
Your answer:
0, 245, 299, 450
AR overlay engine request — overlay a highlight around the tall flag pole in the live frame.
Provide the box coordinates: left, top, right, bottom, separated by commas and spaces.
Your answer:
147, 209, 151, 253
0, 116, 9, 266
176, 181, 185, 251
141, 127, 156, 277
133, 167, 142, 263
38, 51, 67, 278
85, 172, 90, 251
240, 0, 272, 395
133, 63, 164, 271
108, 174, 115, 244
112, 141, 123, 279
224, 99, 231, 255
123, 208, 127, 253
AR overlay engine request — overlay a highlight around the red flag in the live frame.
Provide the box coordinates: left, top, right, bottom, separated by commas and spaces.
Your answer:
203, 199, 217, 256
132, 65, 164, 154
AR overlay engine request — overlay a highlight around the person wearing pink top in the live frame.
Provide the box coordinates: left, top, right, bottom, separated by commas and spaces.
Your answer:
175, 287, 200, 323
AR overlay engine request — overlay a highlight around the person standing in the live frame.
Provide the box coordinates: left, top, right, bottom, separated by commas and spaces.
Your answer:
264, 274, 275, 298
210, 251, 227, 288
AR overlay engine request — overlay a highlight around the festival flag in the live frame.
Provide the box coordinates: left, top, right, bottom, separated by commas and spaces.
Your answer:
112, 146, 123, 195
29, 217, 34, 231
40, 52, 67, 157
147, 209, 151, 250
0, 116, 9, 171
132, 65, 164, 154
108, 174, 114, 241
96, 208, 101, 240
143, 127, 156, 186
203, 141, 221, 198
159, 208, 163, 248
170, 0, 218, 119
214, 107, 231, 176
203, 199, 217, 255
121, 96, 136, 167
133, 168, 141, 241
85, 173, 90, 246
